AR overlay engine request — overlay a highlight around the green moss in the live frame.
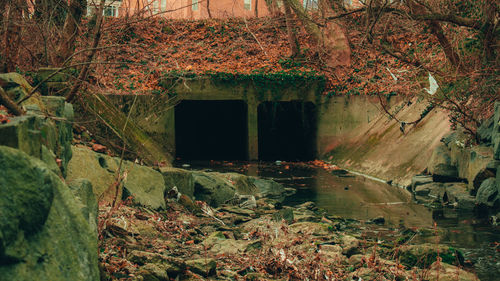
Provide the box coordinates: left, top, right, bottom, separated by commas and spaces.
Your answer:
399, 245, 464, 268
159, 70, 326, 101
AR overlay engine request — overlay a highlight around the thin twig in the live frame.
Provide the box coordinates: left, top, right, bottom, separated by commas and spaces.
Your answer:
244, 17, 268, 56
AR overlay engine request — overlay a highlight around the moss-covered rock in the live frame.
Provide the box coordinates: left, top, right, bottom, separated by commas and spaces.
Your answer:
0, 116, 43, 158
0, 72, 46, 112
67, 146, 166, 209
0, 146, 54, 260
0, 77, 73, 178
0, 145, 99, 281
192, 172, 236, 207
41, 96, 74, 176
249, 177, 286, 201
185, 258, 216, 277
397, 243, 463, 268
68, 179, 98, 239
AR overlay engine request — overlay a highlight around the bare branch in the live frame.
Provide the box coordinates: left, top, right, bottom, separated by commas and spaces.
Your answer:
0, 87, 24, 116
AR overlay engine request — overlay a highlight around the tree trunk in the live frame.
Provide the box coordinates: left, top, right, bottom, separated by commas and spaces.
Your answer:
65, 0, 106, 103
282, 0, 322, 43
408, 1, 460, 68
207, 0, 212, 18
284, 0, 300, 57
2, 0, 24, 73
0, 0, 6, 24
55, 0, 86, 66
425, 20, 460, 67
481, 1, 498, 63
254, 0, 259, 17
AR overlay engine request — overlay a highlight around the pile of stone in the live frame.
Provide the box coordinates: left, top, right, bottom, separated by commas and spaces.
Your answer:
410, 102, 500, 219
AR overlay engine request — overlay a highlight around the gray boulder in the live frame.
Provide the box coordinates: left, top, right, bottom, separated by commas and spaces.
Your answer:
0, 145, 99, 281
443, 183, 475, 210
494, 102, 500, 160
0, 75, 73, 177
41, 96, 74, 176
471, 167, 496, 196
192, 172, 236, 207
428, 143, 460, 182
0, 115, 43, 158
475, 178, 499, 208
494, 134, 500, 161
67, 146, 166, 209
161, 167, 195, 198
477, 117, 494, 144
249, 177, 286, 200
122, 162, 166, 209
68, 179, 98, 239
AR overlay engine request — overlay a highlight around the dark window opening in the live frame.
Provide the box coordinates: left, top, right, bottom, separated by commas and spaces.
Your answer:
175, 100, 248, 160
258, 101, 317, 161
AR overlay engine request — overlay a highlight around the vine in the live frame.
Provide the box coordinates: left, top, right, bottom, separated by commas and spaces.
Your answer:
159, 69, 326, 100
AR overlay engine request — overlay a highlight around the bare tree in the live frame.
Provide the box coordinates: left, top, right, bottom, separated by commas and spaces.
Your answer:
283, 0, 300, 57
56, 0, 86, 65
2, 0, 24, 72
66, 0, 107, 103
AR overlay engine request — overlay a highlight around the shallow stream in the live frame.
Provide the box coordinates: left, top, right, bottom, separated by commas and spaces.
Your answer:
174, 161, 500, 280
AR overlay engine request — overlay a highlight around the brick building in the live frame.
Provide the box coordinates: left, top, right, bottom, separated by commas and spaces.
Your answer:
86, 0, 362, 19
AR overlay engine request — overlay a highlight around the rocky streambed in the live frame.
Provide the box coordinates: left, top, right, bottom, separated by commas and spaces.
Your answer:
98, 194, 478, 281
1, 73, 497, 281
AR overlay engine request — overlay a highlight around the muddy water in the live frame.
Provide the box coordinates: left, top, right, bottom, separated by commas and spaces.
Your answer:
175, 161, 500, 280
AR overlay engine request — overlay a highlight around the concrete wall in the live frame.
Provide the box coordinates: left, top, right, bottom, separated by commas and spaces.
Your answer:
107, 77, 323, 160
107, 78, 451, 186
318, 95, 451, 186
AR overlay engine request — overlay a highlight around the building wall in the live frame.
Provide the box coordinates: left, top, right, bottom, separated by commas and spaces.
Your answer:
109, 0, 272, 19
88, 0, 363, 19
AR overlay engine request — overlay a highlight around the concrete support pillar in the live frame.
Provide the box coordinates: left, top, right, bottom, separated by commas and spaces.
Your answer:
247, 100, 259, 160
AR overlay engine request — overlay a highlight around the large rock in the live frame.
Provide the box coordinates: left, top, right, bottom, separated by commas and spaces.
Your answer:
428, 143, 460, 182
192, 172, 236, 207
128, 250, 185, 277
0, 94, 73, 177
0, 115, 43, 158
41, 96, 74, 176
122, 162, 166, 209
68, 179, 98, 239
0, 146, 99, 281
478, 117, 494, 144
161, 167, 195, 198
0, 72, 46, 112
219, 172, 259, 195
443, 183, 476, 210
493, 102, 500, 160
161, 168, 262, 207
67, 146, 166, 209
185, 258, 216, 277
475, 178, 499, 208
471, 167, 496, 196
249, 177, 286, 200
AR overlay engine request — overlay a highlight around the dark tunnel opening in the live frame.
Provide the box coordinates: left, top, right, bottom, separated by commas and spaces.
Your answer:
258, 101, 317, 161
175, 100, 248, 160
